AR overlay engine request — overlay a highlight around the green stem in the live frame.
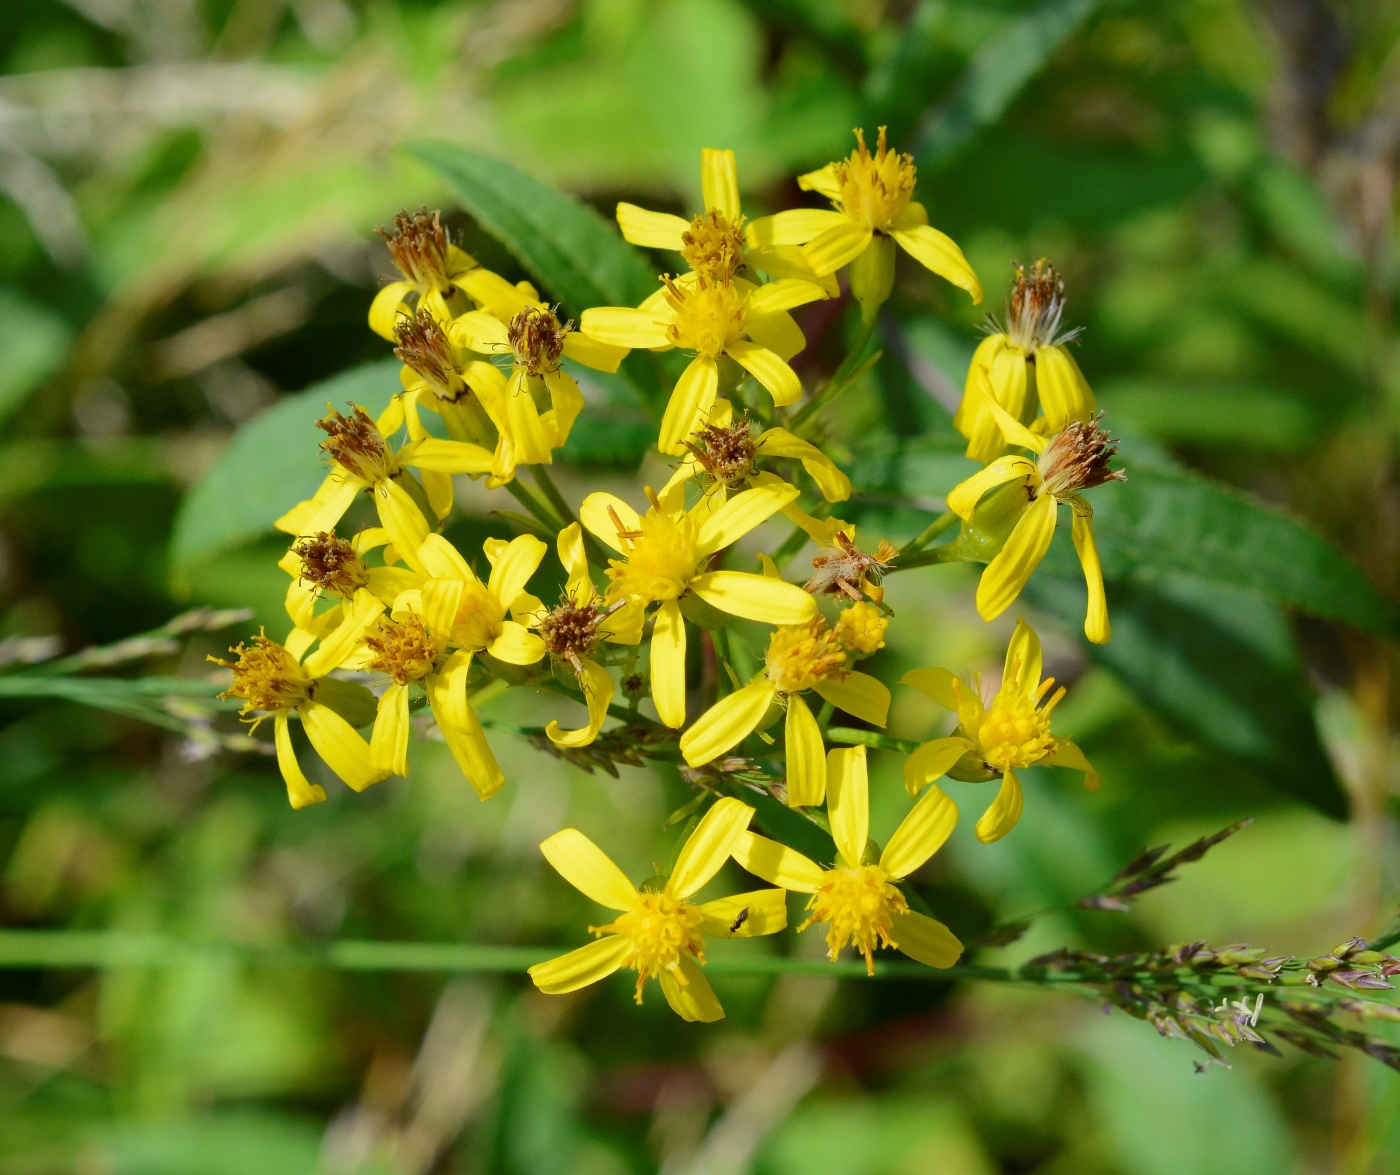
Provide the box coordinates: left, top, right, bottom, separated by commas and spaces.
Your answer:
787, 308, 882, 433
816, 700, 835, 734
901, 510, 958, 556
827, 726, 920, 754
503, 477, 565, 532
887, 542, 973, 573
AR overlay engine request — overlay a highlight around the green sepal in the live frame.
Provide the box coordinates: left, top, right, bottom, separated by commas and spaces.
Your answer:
309, 676, 379, 730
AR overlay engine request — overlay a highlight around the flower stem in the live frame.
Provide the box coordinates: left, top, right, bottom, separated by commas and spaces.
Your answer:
901, 509, 958, 556
786, 306, 883, 433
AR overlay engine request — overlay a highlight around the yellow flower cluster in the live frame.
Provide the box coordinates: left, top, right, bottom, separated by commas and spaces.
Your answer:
213, 131, 1123, 1020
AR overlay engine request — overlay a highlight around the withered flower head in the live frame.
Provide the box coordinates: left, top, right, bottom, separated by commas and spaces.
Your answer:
394, 310, 466, 401
362, 614, 441, 686
292, 531, 370, 599
508, 305, 571, 375
317, 404, 399, 483
210, 631, 314, 719
539, 594, 620, 672
376, 209, 455, 294
805, 532, 899, 602
998, 259, 1077, 352
681, 209, 748, 281
683, 414, 757, 487
1037, 412, 1126, 500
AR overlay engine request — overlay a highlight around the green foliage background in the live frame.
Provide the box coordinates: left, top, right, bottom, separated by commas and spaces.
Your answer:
2, 0, 1400, 1170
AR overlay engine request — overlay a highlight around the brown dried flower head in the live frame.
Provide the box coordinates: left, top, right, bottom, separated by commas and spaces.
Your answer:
394, 310, 466, 401
805, 532, 899, 602
376, 209, 454, 294
684, 414, 758, 487
292, 531, 370, 599
508, 305, 571, 375
681, 209, 748, 281
363, 614, 441, 686
539, 594, 620, 672
317, 405, 399, 483
1038, 412, 1126, 501
210, 631, 313, 719
1000, 259, 1077, 352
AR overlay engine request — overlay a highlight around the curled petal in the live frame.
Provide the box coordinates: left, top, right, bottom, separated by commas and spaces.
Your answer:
902, 736, 974, 799
975, 769, 1025, 844
890, 910, 963, 969
659, 956, 724, 1022
274, 711, 326, 809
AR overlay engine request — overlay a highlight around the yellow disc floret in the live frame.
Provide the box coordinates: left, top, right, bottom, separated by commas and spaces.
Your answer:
800, 864, 909, 975
593, 891, 707, 1004
976, 680, 1061, 771
663, 276, 746, 358
833, 602, 888, 656
363, 614, 441, 685
831, 127, 917, 233
681, 210, 748, 282
764, 618, 847, 695
211, 632, 314, 722
605, 509, 700, 603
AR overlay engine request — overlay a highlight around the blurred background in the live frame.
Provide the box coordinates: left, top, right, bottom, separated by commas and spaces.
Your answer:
2, 0, 1400, 1170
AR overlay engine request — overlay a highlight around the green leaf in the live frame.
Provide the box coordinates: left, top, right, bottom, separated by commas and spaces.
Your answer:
409, 139, 671, 409
1027, 570, 1346, 817
1085, 466, 1400, 639
915, 0, 1105, 165
0, 288, 72, 425
169, 361, 398, 587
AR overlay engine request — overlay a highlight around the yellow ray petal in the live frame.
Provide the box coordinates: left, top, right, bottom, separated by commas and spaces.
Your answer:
945, 456, 1035, 521
302, 589, 384, 676
504, 371, 553, 465
890, 910, 963, 969
725, 340, 802, 407
601, 596, 645, 645
580, 492, 643, 552
1046, 737, 1100, 791
880, 781, 958, 879
529, 935, 632, 995
487, 534, 547, 611
458, 267, 531, 320
659, 356, 720, 455
975, 769, 1024, 844
274, 711, 326, 809
745, 279, 827, 316
1034, 344, 1095, 430
561, 330, 629, 374
731, 831, 823, 893
891, 202, 928, 229
747, 207, 847, 248
784, 692, 826, 808
556, 522, 593, 600
300, 701, 384, 793
486, 620, 546, 665
449, 310, 510, 352
696, 478, 800, 556
275, 476, 359, 536
370, 682, 411, 777
659, 956, 725, 1022
902, 736, 974, 799
796, 165, 842, 200
743, 308, 807, 362
755, 428, 851, 501
1003, 618, 1043, 695
1072, 509, 1110, 644
700, 147, 741, 220
405, 438, 495, 475
544, 370, 585, 442
743, 244, 840, 297
420, 577, 463, 638
689, 570, 817, 626
679, 682, 776, 766
889, 225, 983, 304
546, 658, 614, 748
426, 650, 504, 798
368, 280, 414, 340
899, 667, 960, 710
668, 796, 754, 899
540, 827, 639, 909
976, 492, 1057, 621
803, 223, 873, 277
651, 599, 687, 728
462, 359, 510, 410
965, 346, 1028, 462
972, 371, 1047, 454
827, 745, 869, 868
579, 307, 671, 350
953, 333, 1006, 437
375, 479, 432, 572
698, 888, 788, 937
416, 533, 475, 580
615, 202, 689, 249
811, 671, 890, 728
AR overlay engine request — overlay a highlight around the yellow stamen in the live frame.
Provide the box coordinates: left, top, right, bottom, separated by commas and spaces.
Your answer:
211, 632, 314, 721
363, 614, 441, 685
663, 275, 746, 358
833, 601, 888, 655
592, 891, 707, 1004
831, 127, 916, 233
681, 209, 748, 281
508, 305, 571, 375
799, 863, 908, 976
764, 618, 847, 695
604, 510, 699, 602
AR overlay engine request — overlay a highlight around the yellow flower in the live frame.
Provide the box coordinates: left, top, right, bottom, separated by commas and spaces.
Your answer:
367, 209, 519, 340
732, 746, 963, 974
659, 398, 852, 503
538, 523, 645, 749
833, 601, 887, 655
751, 128, 983, 309
947, 379, 1125, 643
391, 307, 512, 456
900, 619, 1098, 844
955, 260, 1095, 462
451, 290, 630, 483
679, 614, 889, 807
580, 273, 826, 454
528, 797, 787, 1021
278, 527, 420, 647
580, 481, 819, 727
615, 147, 835, 292
210, 591, 387, 809
275, 400, 495, 567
